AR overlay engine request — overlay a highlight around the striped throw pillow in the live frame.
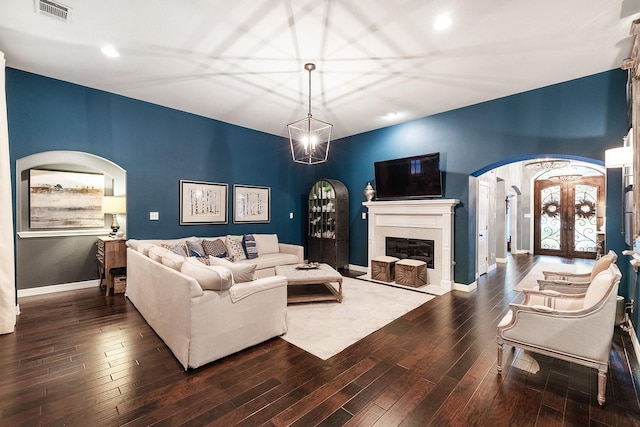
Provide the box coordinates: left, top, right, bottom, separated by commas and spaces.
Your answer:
243, 234, 259, 260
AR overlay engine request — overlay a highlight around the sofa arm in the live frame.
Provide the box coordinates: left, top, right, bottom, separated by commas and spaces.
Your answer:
278, 243, 304, 263
229, 275, 288, 302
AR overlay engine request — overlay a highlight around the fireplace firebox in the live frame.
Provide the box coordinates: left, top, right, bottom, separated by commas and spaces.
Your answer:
385, 237, 434, 269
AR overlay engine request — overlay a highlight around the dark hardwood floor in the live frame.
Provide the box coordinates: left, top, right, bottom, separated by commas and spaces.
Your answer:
2, 254, 639, 426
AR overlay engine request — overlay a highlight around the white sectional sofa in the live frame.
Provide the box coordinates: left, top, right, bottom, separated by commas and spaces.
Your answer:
125, 234, 303, 369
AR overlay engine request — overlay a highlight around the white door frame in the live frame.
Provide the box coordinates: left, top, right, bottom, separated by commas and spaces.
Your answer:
477, 181, 489, 276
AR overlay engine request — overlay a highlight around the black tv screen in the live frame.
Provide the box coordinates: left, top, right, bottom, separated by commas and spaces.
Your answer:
374, 153, 443, 200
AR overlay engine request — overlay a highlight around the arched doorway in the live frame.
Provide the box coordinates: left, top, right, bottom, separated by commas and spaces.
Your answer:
471, 156, 605, 276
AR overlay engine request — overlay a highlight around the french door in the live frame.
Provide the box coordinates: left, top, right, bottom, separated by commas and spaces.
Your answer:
534, 176, 604, 258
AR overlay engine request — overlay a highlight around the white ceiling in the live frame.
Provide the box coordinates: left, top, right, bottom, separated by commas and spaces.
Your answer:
1, 0, 639, 140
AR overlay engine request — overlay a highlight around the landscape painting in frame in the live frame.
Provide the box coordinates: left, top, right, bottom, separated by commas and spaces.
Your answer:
29, 169, 105, 229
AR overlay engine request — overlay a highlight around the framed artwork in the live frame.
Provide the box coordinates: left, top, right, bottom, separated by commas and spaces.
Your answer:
180, 180, 228, 225
29, 169, 104, 229
233, 184, 270, 223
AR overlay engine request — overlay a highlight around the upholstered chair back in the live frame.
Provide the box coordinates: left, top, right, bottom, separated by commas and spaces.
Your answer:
583, 264, 617, 309
589, 251, 617, 281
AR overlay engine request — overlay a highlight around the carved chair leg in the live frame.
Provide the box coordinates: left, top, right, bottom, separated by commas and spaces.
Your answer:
497, 342, 503, 375
597, 366, 608, 406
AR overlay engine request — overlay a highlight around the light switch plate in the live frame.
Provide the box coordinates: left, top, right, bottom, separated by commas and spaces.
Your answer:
150, 212, 159, 220
361, 212, 367, 220
289, 212, 294, 219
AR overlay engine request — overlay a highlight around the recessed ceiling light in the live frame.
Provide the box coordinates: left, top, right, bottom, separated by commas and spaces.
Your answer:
101, 45, 120, 58
433, 14, 452, 31
383, 112, 400, 120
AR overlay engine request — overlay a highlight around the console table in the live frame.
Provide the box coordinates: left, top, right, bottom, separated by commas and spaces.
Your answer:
96, 236, 126, 295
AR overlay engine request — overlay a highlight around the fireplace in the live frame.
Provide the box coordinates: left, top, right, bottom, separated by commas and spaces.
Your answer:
386, 237, 434, 268
363, 199, 459, 293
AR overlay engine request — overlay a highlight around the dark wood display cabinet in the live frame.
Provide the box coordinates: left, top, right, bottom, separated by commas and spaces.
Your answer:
308, 179, 349, 269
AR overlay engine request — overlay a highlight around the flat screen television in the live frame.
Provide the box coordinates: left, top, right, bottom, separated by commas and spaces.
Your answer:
374, 152, 443, 200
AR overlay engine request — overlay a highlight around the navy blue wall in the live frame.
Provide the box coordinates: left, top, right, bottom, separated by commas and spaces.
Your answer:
6, 68, 630, 287
6, 68, 314, 246
320, 70, 629, 284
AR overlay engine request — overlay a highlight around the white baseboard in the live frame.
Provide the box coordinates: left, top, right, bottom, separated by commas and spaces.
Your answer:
454, 281, 477, 293
15, 304, 20, 315
496, 257, 507, 263
348, 264, 367, 273
17, 279, 100, 298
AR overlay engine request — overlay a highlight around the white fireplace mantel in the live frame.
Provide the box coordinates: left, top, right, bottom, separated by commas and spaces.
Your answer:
363, 199, 460, 293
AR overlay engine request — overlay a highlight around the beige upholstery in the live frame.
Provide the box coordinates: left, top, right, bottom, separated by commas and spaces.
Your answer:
497, 263, 622, 405
537, 250, 617, 294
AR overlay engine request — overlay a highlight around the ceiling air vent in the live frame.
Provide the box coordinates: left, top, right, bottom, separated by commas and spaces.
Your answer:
35, 0, 71, 23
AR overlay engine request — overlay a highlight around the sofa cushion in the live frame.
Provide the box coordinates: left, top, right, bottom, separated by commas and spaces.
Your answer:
209, 256, 256, 283
202, 238, 228, 258
225, 235, 247, 262
236, 252, 299, 271
137, 242, 155, 256
181, 258, 233, 290
254, 234, 279, 256
127, 240, 155, 256
243, 234, 259, 260
161, 251, 187, 270
148, 246, 176, 263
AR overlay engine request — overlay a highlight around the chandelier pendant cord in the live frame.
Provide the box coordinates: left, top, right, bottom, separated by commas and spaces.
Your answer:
306, 64, 314, 155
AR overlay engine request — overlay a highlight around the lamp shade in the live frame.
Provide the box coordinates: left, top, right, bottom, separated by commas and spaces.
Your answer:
605, 146, 633, 168
102, 196, 126, 214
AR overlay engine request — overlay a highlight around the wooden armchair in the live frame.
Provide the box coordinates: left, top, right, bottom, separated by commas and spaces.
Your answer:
536, 250, 617, 294
497, 263, 622, 405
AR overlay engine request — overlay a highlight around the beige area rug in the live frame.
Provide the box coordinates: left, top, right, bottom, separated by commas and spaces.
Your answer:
514, 262, 592, 291
281, 277, 434, 360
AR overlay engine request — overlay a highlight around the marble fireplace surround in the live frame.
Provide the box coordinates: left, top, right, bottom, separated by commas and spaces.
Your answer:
363, 199, 460, 294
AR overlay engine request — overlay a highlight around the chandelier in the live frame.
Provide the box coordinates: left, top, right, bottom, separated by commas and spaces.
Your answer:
288, 63, 332, 165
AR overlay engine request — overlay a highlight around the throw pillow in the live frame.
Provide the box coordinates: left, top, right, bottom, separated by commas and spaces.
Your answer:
225, 235, 247, 262
202, 238, 228, 258
242, 234, 259, 260
162, 243, 188, 257
254, 234, 279, 256
186, 239, 206, 257
209, 256, 256, 283
181, 258, 233, 291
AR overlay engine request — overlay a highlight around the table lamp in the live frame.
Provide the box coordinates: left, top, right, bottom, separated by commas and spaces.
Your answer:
102, 196, 126, 236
